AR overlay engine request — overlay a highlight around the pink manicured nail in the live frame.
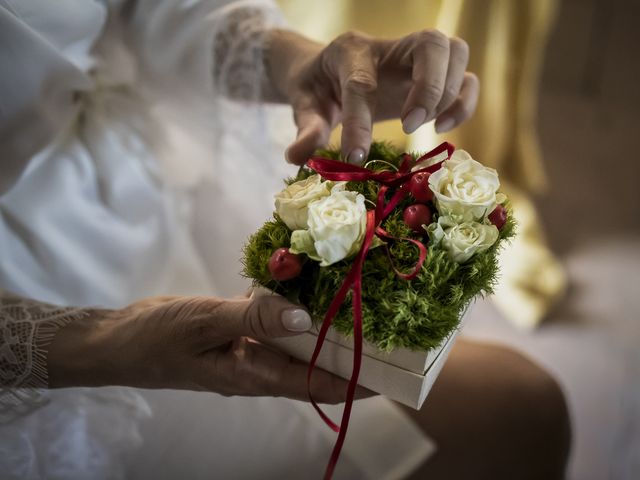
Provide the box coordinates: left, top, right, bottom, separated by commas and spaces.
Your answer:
435, 117, 455, 133
348, 148, 365, 164
402, 108, 427, 134
282, 309, 312, 332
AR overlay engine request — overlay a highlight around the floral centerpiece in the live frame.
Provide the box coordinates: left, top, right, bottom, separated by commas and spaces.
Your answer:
244, 142, 513, 349
242, 141, 515, 478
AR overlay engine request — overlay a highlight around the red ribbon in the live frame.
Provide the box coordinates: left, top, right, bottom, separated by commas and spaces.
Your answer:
305, 142, 455, 479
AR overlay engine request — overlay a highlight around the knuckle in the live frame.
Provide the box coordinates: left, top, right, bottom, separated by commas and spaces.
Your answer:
416, 29, 449, 50
343, 120, 372, 138
422, 82, 444, 106
242, 301, 265, 338
449, 36, 469, 57
231, 342, 253, 375
442, 84, 460, 103
334, 30, 370, 48
344, 70, 378, 94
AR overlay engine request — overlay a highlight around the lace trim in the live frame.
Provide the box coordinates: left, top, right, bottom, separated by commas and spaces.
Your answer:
211, 2, 285, 102
0, 294, 88, 423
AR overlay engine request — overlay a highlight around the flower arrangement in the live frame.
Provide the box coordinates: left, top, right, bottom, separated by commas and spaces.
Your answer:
243, 141, 515, 478
243, 142, 515, 352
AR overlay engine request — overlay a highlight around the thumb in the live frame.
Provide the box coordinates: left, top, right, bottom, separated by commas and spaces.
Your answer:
210, 291, 312, 340
285, 102, 333, 166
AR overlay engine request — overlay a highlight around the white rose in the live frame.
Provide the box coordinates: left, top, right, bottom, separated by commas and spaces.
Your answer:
440, 219, 499, 263
275, 175, 342, 230
428, 150, 501, 222
290, 189, 367, 266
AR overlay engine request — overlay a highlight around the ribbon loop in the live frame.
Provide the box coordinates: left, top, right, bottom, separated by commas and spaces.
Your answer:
375, 227, 428, 281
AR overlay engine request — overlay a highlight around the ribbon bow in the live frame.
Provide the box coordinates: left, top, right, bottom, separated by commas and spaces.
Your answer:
305, 142, 455, 479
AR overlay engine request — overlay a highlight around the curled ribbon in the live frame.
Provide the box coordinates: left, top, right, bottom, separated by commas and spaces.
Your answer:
305, 142, 455, 479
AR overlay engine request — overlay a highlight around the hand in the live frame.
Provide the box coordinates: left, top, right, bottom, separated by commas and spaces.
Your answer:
267, 29, 479, 165
47, 292, 355, 403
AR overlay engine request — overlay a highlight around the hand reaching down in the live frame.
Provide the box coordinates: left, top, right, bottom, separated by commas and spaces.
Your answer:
267, 29, 479, 165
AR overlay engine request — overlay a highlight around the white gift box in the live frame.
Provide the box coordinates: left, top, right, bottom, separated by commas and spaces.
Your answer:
265, 307, 468, 410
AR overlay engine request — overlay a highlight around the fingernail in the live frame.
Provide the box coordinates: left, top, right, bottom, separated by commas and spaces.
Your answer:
402, 108, 427, 134
282, 309, 312, 332
435, 116, 455, 133
347, 148, 365, 165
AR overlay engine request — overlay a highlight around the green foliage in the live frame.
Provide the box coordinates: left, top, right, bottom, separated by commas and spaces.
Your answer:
242, 142, 516, 352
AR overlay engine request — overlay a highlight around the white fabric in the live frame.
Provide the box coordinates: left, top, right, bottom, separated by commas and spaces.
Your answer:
0, 1, 434, 478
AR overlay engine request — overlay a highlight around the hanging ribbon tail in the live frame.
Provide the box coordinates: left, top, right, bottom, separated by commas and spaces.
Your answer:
307, 212, 377, 435
307, 264, 358, 432
323, 210, 376, 480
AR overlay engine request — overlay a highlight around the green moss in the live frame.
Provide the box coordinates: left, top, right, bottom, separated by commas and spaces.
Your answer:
242, 142, 516, 352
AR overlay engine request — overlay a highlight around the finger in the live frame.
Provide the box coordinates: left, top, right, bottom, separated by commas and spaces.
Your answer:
285, 102, 333, 166
210, 338, 371, 404
234, 329, 375, 402
333, 35, 378, 163
401, 30, 450, 134
434, 72, 480, 133
434, 36, 469, 118
195, 294, 312, 341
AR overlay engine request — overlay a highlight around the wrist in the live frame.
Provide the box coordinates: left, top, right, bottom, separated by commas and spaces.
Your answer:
47, 308, 129, 388
264, 28, 323, 103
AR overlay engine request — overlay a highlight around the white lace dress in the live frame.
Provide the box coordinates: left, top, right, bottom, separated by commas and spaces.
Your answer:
0, 1, 434, 478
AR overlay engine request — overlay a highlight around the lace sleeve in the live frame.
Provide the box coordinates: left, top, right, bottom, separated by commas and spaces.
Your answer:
0, 292, 88, 423
113, 0, 286, 104
209, 1, 285, 102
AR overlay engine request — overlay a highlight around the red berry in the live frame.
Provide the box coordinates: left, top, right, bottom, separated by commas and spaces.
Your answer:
403, 204, 432, 234
409, 172, 434, 202
268, 248, 302, 281
488, 205, 507, 230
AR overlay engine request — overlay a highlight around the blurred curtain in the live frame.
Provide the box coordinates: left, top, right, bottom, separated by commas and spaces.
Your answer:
278, 0, 567, 329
